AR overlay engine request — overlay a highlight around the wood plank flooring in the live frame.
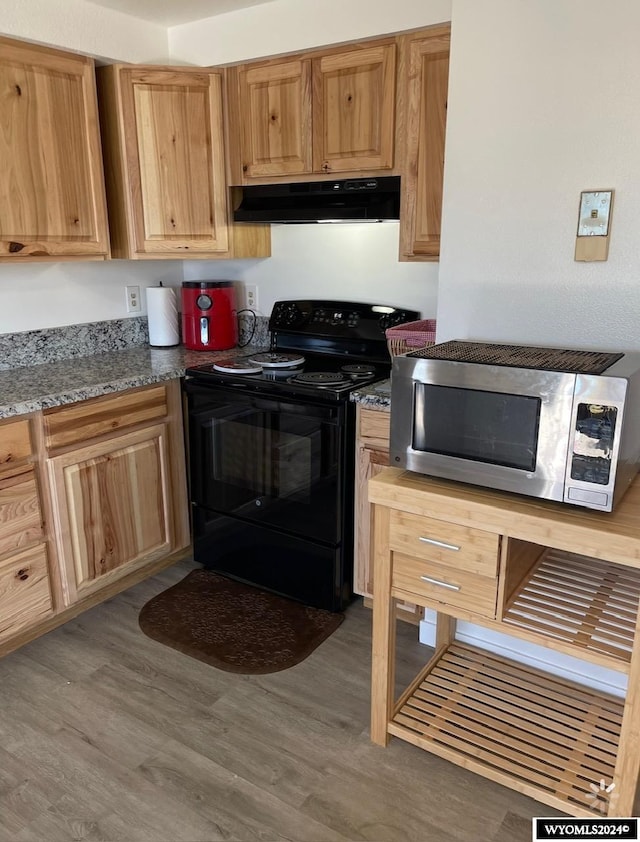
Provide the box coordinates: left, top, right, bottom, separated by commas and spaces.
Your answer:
0, 561, 560, 842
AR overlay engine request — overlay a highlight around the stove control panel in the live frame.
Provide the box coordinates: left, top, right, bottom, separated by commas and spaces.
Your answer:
311, 309, 359, 327
269, 300, 419, 337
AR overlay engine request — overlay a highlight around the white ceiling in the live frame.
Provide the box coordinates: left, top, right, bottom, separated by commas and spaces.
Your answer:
87, 0, 276, 27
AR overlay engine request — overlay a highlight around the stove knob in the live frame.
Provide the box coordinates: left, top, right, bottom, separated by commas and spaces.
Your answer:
283, 304, 301, 326
273, 303, 301, 327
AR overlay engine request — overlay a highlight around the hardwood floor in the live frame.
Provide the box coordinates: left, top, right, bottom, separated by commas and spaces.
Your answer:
0, 561, 557, 842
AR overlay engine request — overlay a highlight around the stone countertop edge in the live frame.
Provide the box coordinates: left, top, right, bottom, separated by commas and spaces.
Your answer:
350, 378, 391, 409
0, 344, 267, 419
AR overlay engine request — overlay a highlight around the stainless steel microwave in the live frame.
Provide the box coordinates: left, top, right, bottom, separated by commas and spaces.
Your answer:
390, 341, 640, 512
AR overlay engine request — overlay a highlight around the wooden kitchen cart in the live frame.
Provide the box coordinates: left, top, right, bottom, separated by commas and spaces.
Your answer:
369, 468, 640, 818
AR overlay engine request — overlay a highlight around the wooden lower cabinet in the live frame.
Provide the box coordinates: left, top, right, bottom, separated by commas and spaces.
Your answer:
354, 405, 421, 620
0, 380, 190, 658
355, 406, 390, 599
43, 381, 189, 608
0, 417, 53, 644
370, 467, 640, 818
47, 423, 174, 605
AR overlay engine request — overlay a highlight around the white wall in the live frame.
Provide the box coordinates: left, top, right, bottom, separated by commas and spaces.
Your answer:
0, 263, 181, 334
0, 0, 168, 62
437, 0, 640, 351
184, 223, 438, 317
169, 0, 452, 64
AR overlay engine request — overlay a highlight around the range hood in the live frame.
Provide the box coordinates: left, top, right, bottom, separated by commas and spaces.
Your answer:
232, 176, 400, 224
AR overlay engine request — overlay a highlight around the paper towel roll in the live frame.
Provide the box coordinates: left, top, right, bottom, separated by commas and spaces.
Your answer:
146, 286, 179, 347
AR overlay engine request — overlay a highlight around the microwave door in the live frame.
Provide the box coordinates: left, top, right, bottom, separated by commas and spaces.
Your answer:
392, 359, 577, 502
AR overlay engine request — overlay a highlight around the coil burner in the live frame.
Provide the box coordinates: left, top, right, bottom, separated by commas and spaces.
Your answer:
290, 371, 349, 386
341, 363, 377, 378
212, 358, 263, 374
247, 352, 305, 369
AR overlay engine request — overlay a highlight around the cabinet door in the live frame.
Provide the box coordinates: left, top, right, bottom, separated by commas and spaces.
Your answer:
98, 66, 229, 258
0, 36, 109, 260
398, 29, 450, 260
238, 59, 312, 178
47, 424, 173, 605
355, 443, 390, 599
313, 44, 396, 174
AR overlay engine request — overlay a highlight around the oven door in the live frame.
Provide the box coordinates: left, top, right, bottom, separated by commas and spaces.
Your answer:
186, 380, 346, 544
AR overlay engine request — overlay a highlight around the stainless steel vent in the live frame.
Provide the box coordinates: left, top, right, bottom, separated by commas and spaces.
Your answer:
409, 341, 623, 375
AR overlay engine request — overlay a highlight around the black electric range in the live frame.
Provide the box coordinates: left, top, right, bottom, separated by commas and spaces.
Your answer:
186, 299, 418, 401
184, 299, 418, 611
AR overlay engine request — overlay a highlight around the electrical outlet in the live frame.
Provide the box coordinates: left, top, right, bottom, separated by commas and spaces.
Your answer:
245, 284, 258, 311
125, 285, 141, 314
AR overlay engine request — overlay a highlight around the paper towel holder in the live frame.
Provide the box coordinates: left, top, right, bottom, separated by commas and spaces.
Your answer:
146, 283, 180, 348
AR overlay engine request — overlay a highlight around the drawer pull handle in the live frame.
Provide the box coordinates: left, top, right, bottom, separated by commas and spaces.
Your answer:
419, 536, 460, 552
16, 568, 30, 581
420, 575, 460, 591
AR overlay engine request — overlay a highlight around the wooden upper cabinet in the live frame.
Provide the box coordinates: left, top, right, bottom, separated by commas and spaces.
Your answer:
238, 59, 312, 178
0, 36, 109, 261
228, 39, 397, 183
96, 66, 230, 258
313, 44, 396, 174
397, 27, 450, 261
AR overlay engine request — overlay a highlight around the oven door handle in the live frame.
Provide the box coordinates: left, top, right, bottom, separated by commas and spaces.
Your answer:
251, 395, 340, 421
185, 382, 341, 422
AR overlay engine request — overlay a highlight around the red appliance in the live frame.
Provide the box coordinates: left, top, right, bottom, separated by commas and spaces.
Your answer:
181, 281, 238, 351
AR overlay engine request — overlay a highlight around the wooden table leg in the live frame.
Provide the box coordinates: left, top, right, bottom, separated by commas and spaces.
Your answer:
371, 504, 395, 746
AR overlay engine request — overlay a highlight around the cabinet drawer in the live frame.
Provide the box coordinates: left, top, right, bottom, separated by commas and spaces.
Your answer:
0, 471, 43, 558
389, 510, 500, 576
0, 544, 53, 642
392, 552, 497, 618
44, 384, 168, 450
358, 408, 390, 448
0, 418, 32, 471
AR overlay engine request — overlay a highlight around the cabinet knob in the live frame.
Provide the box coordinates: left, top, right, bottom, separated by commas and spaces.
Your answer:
16, 568, 30, 581
322, 162, 330, 172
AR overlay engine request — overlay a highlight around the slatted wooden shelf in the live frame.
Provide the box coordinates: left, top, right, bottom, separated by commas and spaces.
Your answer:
390, 642, 623, 816
502, 549, 640, 669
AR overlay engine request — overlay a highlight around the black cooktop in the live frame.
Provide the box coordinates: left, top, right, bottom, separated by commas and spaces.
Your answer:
186, 299, 419, 400
186, 350, 389, 400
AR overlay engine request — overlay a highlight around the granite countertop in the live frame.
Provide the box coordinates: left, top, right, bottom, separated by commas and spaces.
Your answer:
0, 339, 393, 419
350, 378, 392, 409
0, 345, 266, 419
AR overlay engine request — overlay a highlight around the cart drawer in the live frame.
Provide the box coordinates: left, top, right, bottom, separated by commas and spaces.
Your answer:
389, 509, 500, 576
392, 552, 498, 618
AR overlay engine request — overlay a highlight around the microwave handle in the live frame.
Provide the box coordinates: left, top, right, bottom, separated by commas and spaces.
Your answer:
419, 536, 461, 552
